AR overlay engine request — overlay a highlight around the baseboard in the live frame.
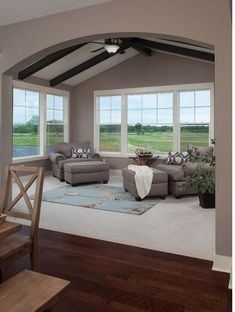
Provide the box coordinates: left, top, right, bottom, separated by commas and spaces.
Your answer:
228, 273, 232, 289
212, 255, 232, 273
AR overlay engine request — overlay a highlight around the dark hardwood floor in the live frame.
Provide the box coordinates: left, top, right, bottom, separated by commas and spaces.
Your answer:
9, 228, 231, 312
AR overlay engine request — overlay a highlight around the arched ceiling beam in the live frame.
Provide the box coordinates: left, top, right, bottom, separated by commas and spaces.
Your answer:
133, 38, 214, 62
18, 43, 87, 80
50, 50, 116, 86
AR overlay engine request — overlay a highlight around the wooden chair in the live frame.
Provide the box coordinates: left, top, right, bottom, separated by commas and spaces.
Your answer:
0, 165, 45, 281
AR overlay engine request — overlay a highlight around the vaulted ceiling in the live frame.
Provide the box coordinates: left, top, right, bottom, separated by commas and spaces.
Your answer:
17, 36, 214, 87
31, 43, 139, 86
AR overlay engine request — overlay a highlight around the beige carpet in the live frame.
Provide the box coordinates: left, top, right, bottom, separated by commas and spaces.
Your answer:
11, 171, 215, 260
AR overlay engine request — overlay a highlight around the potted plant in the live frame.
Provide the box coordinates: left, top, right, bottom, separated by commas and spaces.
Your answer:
184, 140, 215, 208
135, 147, 153, 158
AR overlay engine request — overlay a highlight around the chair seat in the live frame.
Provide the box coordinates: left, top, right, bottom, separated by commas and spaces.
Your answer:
0, 269, 70, 312
0, 232, 32, 262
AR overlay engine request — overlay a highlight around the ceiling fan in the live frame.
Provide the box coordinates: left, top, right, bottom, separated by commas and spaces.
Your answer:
90, 38, 126, 54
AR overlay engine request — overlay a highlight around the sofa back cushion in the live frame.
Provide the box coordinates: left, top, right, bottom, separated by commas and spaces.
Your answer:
183, 162, 215, 177
54, 141, 90, 158
187, 145, 213, 157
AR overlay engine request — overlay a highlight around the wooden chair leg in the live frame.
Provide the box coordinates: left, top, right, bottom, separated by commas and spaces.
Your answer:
0, 268, 6, 283
0, 269, 3, 283
30, 244, 39, 271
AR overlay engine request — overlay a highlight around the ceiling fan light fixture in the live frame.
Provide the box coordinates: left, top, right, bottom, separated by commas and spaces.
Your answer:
105, 44, 119, 54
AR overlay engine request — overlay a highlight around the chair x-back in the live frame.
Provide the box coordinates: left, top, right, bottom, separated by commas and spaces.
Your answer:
0, 165, 44, 281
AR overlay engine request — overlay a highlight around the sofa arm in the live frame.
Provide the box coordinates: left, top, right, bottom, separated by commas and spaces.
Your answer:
49, 152, 66, 164
91, 153, 102, 159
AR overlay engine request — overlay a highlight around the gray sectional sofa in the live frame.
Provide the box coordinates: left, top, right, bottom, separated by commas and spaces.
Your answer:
156, 145, 214, 198
49, 142, 214, 200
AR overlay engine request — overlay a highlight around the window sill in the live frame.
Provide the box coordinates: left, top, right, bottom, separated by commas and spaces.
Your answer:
12, 155, 49, 163
99, 153, 167, 159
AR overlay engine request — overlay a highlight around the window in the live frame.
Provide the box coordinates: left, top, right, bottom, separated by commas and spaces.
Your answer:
94, 83, 214, 155
46, 94, 65, 153
179, 90, 211, 151
98, 95, 121, 152
13, 89, 40, 158
127, 93, 173, 154
13, 82, 69, 160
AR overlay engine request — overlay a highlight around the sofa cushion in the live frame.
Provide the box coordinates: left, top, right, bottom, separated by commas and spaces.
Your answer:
58, 158, 99, 170
64, 161, 109, 174
54, 141, 90, 158
156, 164, 185, 181
122, 168, 168, 184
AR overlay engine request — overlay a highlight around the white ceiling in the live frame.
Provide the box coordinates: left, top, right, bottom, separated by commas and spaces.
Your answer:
34, 43, 139, 86
0, 0, 112, 26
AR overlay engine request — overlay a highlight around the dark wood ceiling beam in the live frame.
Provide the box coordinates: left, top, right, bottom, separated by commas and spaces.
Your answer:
50, 51, 115, 86
129, 43, 152, 57
18, 43, 87, 80
132, 38, 214, 62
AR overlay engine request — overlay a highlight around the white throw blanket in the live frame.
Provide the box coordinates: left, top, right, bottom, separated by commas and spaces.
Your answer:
128, 165, 153, 199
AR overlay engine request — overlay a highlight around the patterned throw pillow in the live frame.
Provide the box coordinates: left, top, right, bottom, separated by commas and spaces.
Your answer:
71, 147, 91, 159
166, 151, 189, 165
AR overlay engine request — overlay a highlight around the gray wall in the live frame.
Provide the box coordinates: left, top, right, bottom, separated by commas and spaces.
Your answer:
0, 0, 231, 257
70, 52, 215, 150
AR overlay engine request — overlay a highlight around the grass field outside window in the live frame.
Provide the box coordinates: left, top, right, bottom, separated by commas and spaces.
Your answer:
12, 83, 69, 159
95, 84, 213, 156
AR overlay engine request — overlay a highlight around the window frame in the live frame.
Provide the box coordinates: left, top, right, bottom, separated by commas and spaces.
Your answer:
94, 83, 214, 157
12, 80, 70, 162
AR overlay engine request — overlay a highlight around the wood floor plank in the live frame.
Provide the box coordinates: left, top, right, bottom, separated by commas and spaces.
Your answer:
8, 227, 231, 312
38, 246, 229, 297
38, 234, 228, 286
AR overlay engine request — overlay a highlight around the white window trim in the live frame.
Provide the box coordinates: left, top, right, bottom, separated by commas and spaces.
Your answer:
12, 80, 70, 162
94, 83, 214, 157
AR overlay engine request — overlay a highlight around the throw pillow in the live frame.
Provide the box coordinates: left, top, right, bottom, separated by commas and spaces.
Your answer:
166, 151, 189, 165
71, 147, 91, 159
54, 141, 90, 158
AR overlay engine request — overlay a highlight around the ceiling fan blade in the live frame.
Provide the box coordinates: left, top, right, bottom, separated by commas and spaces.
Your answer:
91, 47, 105, 53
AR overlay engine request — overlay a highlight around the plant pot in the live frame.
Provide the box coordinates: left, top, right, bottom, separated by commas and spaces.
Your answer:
199, 192, 215, 209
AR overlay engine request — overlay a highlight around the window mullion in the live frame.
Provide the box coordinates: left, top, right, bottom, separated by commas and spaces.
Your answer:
121, 94, 127, 155
194, 91, 196, 124
40, 92, 46, 156
173, 91, 179, 152
64, 95, 70, 142
94, 97, 99, 153
209, 88, 214, 143
156, 93, 158, 124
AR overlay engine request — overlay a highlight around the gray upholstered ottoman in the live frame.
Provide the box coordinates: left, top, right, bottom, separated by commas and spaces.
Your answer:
64, 161, 109, 186
122, 168, 168, 200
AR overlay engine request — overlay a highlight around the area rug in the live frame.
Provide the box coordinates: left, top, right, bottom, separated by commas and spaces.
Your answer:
39, 184, 161, 215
